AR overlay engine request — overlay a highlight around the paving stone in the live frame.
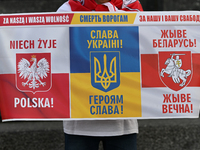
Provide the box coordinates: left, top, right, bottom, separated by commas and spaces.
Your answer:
137, 118, 200, 150
0, 118, 200, 150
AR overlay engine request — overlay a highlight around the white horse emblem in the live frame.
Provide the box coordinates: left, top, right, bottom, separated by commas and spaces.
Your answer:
160, 53, 191, 87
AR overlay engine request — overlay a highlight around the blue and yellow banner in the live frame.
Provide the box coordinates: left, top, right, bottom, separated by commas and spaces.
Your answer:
70, 26, 141, 118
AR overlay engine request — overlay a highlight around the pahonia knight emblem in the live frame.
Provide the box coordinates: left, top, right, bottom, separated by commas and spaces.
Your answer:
16, 53, 51, 93
159, 51, 192, 91
90, 51, 120, 92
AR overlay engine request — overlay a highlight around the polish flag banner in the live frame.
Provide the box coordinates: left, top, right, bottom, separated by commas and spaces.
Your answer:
0, 12, 199, 121
0, 14, 71, 121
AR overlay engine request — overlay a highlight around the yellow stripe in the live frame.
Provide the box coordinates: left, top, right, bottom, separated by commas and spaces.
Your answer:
70, 72, 141, 118
71, 13, 137, 25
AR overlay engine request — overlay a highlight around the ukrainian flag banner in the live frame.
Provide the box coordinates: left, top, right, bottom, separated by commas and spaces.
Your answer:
0, 12, 199, 121
70, 26, 141, 118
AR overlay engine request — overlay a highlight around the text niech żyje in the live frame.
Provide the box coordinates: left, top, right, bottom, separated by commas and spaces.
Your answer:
10, 39, 57, 49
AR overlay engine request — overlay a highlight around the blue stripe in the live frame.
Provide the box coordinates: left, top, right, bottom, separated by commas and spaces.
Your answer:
70, 26, 140, 73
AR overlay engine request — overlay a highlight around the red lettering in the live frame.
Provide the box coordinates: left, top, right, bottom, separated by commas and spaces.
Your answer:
173, 104, 179, 113
10, 40, 35, 49
179, 104, 185, 113
139, 15, 146, 22
161, 30, 168, 38
168, 104, 173, 113
153, 39, 157, 48
162, 105, 168, 113
19, 40, 23, 49
163, 94, 171, 103
162, 103, 193, 114
152, 39, 195, 48
181, 94, 186, 102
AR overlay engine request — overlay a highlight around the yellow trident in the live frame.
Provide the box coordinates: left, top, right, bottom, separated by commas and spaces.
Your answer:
94, 54, 117, 90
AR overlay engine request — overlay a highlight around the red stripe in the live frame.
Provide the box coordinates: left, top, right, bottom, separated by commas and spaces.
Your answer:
141, 54, 164, 87
0, 13, 74, 26
141, 53, 200, 88
0, 74, 70, 120
188, 54, 200, 86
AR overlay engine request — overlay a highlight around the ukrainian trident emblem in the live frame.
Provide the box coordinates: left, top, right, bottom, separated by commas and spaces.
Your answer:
90, 52, 120, 92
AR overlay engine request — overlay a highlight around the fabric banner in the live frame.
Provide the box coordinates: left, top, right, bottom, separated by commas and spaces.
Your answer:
0, 12, 199, 121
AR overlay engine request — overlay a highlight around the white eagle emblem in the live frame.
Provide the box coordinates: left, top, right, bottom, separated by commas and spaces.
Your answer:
18, 55, 50, 89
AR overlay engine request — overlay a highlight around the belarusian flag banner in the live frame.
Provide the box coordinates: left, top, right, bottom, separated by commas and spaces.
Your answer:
0, 12, 199, 121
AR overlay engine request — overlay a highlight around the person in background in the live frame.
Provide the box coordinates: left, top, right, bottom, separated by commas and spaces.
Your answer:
57, 0, 143, 150
57, 0, 143, 12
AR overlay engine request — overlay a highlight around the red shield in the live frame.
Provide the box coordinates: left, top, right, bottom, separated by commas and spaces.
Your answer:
16, 53, 51, 94
158, 51, 192, 91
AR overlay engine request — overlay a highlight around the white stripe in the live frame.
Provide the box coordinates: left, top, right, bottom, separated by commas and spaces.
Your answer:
102, 2, 118, 12
0, 27, 70, 74
122, 0, 137, 9
57, 2, 72, 12
124, 6, 140, 11
141, 87, 200, 118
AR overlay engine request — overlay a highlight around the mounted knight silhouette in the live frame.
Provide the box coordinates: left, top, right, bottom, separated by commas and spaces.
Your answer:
160, 53, 191, 87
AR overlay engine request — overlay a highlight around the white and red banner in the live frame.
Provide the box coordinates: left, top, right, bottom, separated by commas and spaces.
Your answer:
0, 12, 199, 121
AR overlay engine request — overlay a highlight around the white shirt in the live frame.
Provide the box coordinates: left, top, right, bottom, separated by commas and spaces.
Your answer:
63, 119, 138, 136
58, 1, 139, 136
